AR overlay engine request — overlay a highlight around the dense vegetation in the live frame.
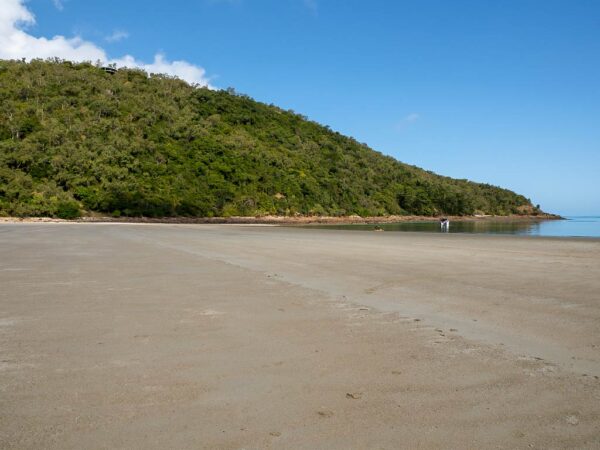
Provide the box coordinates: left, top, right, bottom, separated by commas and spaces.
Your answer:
0, 59, 539, 219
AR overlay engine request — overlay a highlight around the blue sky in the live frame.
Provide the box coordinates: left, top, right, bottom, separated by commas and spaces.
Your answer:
4, 0, 600, 215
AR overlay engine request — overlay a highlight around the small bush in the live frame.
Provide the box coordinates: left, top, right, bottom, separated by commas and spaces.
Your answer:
55, 200, 81, 219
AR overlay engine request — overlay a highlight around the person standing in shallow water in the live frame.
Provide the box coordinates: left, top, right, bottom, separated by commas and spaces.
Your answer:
440, 217, 449, 232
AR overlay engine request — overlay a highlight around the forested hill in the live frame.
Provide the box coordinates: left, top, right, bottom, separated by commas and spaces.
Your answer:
0, 59, 540, 219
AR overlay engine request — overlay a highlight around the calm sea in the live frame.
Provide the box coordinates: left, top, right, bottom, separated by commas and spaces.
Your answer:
307, 216, 600, 238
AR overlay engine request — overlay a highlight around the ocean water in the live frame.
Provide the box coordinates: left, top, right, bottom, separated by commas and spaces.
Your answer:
307, 216, 600, 238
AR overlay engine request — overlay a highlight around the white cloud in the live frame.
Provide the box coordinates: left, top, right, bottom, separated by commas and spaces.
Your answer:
105, 30, 129, 43
116, 53, 212, 88
52, 0, 64, 11
0, 0, 212, 87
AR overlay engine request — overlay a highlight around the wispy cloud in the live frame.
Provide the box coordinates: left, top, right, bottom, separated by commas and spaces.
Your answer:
395, 113, 421, 131
52, 0, 64, 11
205, 0, 243, 5
105, 30, 129, 43
404, 113, 420, 123
0, 0, 213, 87
303, 0, 318, 15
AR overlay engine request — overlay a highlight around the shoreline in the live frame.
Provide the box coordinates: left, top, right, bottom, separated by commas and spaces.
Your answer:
0, 213, 563, 225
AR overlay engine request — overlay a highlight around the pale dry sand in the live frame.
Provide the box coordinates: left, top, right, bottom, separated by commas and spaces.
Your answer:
0, 223, 599, 449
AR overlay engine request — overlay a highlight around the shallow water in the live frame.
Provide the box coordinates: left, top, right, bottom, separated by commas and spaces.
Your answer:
306, 216, 600, 238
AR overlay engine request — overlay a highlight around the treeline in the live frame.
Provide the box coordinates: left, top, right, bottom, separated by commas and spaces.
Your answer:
0, 59, 539, 219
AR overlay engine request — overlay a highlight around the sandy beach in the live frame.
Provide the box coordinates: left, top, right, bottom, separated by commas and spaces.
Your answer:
1, 223, 599, 449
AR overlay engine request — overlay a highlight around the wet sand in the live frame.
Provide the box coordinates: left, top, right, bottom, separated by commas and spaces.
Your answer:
1, 223, 599, 449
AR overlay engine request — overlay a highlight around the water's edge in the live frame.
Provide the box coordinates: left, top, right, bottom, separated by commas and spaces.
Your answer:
299, 216, 600, 238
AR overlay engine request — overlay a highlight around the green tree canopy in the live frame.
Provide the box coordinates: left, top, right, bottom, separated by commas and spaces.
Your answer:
0, 59, 539, 218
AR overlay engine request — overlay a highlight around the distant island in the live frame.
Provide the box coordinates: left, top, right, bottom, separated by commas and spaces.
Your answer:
0, 59, 550, 220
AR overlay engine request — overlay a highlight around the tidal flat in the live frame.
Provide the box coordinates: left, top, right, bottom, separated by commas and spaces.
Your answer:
1, 223, 599, 449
